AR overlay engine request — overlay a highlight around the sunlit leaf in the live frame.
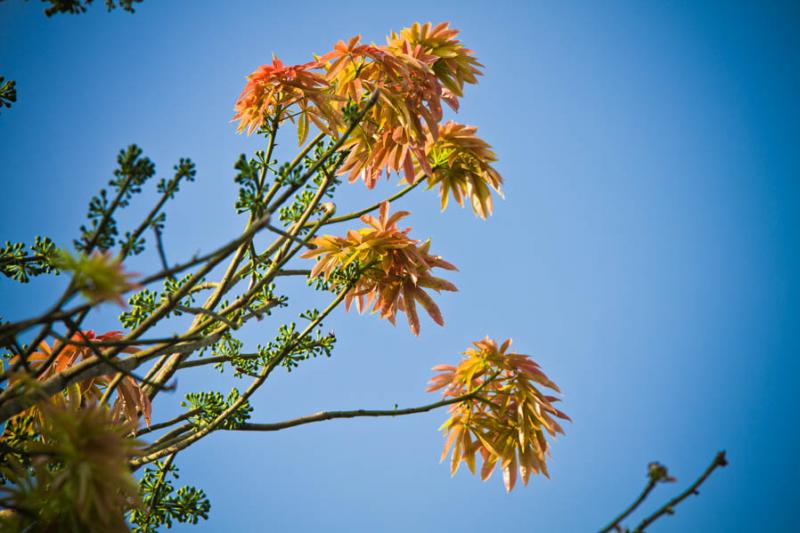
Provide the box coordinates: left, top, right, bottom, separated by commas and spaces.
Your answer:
429, 337, 568, 490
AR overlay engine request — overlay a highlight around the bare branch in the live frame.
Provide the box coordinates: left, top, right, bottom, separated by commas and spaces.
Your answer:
151, 224, 171, 274
600, 477, 660, 533
174, 306, 239, 330
310, 173, 425, 228
632, 451, 728, 532
233, 392, 485, 432
266, 223, 315, 249
136, 408, 201, 437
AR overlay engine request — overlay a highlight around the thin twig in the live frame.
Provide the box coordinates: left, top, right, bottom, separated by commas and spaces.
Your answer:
274, 269, 311, 277
137, 408, 201, 437
143, 452, 176, 526
307, 174, 425, 228
600, 478, 659, 533
233, 392, 487, 432
44, 335, 202, 349
0, 214, 274, 343
151, 224, 171, 276
175, 306, 239, 330
131, 275, 357, 467
266, 223, 316, 249
118, 168, 192, 261
146, 423, 194, 450
633, 451, 728, 532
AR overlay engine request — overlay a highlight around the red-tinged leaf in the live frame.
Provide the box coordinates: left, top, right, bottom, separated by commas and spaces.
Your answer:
303, 201, 455, 336
309, 260, 327, 280
425, 374, 453, 393
403, 285, 420, 335
536, 430, 549, 457
554, 409, 571, 421
463, 434, 477, 474
114, 379, 137, 426
474, 431, 501, 458
343, 292, 355, 312
384, 209, 411, 229
441, 425, 461, 462
481, 456, 498, 481
503, 456, 517, 492
539, 457, 550, 479
414, 287, 443, 326
139, 385, 152, 428
500, 338, 512, 353
429, 336, 568, 490
54, 346, 81, 373
450, 431, 463, 476
418, 276, 457, 292
425, 382, 448, 393
518, 447, 531, 486
378, 201, 390, 225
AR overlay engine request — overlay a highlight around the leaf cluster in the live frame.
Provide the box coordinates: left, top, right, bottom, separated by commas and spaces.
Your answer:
233, 153, 268, 216
232, 23, 503, 217
5, 331, 151, 428
303, 202, 457, 335
0, 236, 60, 283
277, 142, 344, 226
0, 76, 16, 113
119, 273, 198, 329
75, 145, 156, 253
56, 250, 137, 305
121, 158, 196, 256
429, 337, 570, 491
272, 316, 337, 371
129, 460, 210, 532
182, 389, 252, 431
0, 403, 142, 532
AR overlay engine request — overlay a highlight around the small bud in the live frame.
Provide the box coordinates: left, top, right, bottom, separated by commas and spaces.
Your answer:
647, 462, 676, 483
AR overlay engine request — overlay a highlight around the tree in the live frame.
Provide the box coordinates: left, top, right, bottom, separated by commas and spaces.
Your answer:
0, 21, 725, 532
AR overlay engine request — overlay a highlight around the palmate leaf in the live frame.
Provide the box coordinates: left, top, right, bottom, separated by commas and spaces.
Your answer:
233, 57, 342, 137
234, 22, 484, 196
6, 331, 151, 430
302, 201, 457, 335
387, 22, 483, 98
423, 121, 504, 219
429, 337, 570, 491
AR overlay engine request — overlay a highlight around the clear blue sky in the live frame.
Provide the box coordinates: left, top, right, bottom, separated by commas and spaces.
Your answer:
1, 1, 798, 531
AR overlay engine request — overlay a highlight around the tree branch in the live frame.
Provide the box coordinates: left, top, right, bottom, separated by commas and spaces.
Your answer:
632, 451, 728, 532
136, 408, 201, 437
151, 224, 171, 274
308, 174, 425, 228
0, 212, 274, 343
232, 392, 484, 432
600, 478, 660, 533
131, 275, 355, 467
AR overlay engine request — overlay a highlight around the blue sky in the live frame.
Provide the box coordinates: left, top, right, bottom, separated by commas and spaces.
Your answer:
1, 1, 798, 531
